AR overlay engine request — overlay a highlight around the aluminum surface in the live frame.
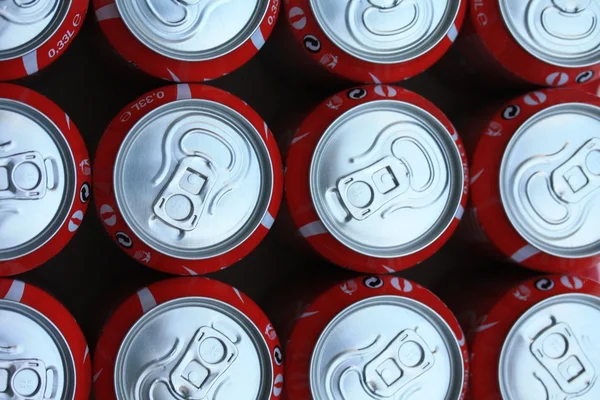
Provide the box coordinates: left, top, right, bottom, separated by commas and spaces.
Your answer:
310, 295, 464, 400
310, 100, 463, 258
0, 0, 71, 61
308, 0, 461, 64
114, 297, 272, 400
499, 292, 600, 400
500, 103, 600, 258
114, 99, 273, 260
115, 0, 269, 61
499, 0, 600, 67
0, 98, 75, 261
0, 298, 75, 400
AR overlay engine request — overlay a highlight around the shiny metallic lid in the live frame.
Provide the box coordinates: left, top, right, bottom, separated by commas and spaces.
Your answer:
310, 100, 463, 258
308, 0, 461, 64
499, 0, 600, 67
500, 103, 600, 259
0, 295, 75, 400
499, 292, 600, 399
0, 99, 75, 261
115, 0, 269, 61
115, 297, 272, 400
114, 99, 273, 260
310, 296, 464, 399
0, 0, 70, 61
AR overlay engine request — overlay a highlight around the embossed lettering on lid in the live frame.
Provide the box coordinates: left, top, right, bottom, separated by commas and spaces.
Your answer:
500, 0, 600, 67
500, 103, 600, 258
308, 0, 462, 64
115, 0, 269, 60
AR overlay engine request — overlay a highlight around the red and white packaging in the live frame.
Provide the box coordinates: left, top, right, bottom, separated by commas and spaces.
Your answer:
93, 277, 284, 400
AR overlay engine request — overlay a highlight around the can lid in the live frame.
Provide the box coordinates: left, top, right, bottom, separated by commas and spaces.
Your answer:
114, 99, 273, 260
115, 0, 269, 61
500, 103, 600, 259
308, 0, 461, 64
310, 296, 464, 399
499, 293, 600, 399
114, 297, 272, 400
0, 99, 75, 261
0, 299, 75, 400
499, 0, 600, 68
310, 100, 463, 258
0, 0, 70, 61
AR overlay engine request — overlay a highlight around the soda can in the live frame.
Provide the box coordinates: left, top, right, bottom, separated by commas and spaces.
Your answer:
458, 0, 600, 88
0, 83, 91, 276
285, 85, 468, 273
0, 0, 88, 81
92, 0, 280, 82
283, 0, 466, 83
0, 279, 91, 400
94, 84, 283, 275
462, 274, 600, 399
93, 277, 284, 400
285, 275, 468, 400
469, 88, 600, 273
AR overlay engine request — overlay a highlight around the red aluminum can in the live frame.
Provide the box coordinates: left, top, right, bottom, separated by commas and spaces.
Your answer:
0, 279, 91, 399
94, 84, 283, 275
458, 0, 600, 88
283, 0, 466, 83
93, 277, 284, 400
0, 83, 91, 276
285, 275, 469, 400
285, 85, 468, 273
464, 275, 600, 399
92, 0, 280, 82
469, 88, 600, 273
0, 0, 88, 81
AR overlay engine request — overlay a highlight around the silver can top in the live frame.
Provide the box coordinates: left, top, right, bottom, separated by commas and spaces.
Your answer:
115, 297, 272, 400
500, 103, 600, 258
310, 295, 464, 399
310, 100, 463, 258
0, 0, 71, 61
115, 0, 269, 61
500, 0, 600, 67
0, 296, 75, 400
308, 0, 461, 64
499, 292, 600, 399
0, 98, 75, 261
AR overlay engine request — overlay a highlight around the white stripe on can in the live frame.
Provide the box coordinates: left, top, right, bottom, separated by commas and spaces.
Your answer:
299, 221, 327, 238
251, 28, 266, 50
261, 212, 275, 229
511, 244, 540, 263
136, 288, 157, 314
291, 132, 310, 144
167, 68, 181, 82
95, 4, 120, 21
455, 205, 465, 220
4, 280, 25, 302
22, 51, 38, 76
448, 24, 459, 42
176, 84, 192, 100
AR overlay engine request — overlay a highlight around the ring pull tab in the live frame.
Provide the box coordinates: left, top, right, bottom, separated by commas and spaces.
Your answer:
169, 327, 238, 399
551, 137, 600, 204
153, 156, 218, 231
530, 320, 596, 396
0, 0, 58, 25
531, 0, 600, 47
0, 151, 48, 201
0, 359, 47, 400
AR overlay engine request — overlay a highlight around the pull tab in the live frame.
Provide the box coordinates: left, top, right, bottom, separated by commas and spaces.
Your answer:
153, 156, 217, 231
0, 0, 59, 25
0, 359, 48, 400
530, 321, 595, 395
363, 329, 435, 397
139, 0, 213, 41
0, 152, 47, 201
169, 327, 238, 399
552, 0, 591, 13
551, 138, 600, 203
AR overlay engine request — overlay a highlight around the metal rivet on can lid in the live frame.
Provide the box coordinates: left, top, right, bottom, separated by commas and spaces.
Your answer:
113, 99, 273, 260
308, 0, 462, 64
0, 0, 71, 61
499, 0, 600, 67
310, 100, 463, 258
500, 103, 600, 259
499, 294, 600, 399
114, 298, 273, 400
310, 296, 464, 399
115, 0, 269, 61
0, 99, 76, 262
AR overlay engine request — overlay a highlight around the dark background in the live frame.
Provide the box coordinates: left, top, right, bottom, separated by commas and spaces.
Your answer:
10, 9, 535, 368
